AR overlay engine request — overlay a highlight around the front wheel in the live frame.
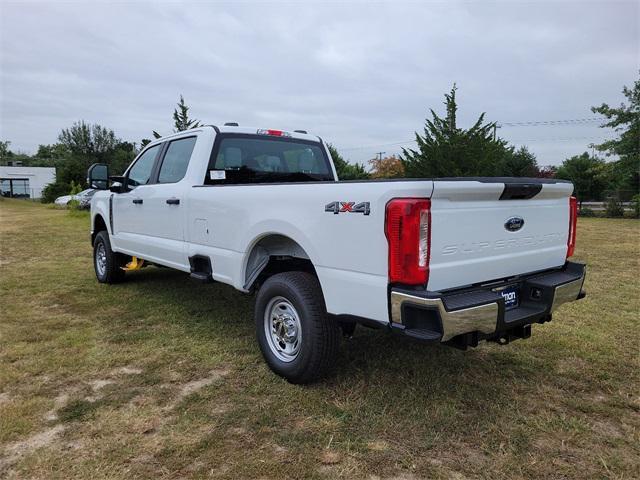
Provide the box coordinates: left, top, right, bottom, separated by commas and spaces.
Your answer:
255, 271, 340, 384
93, 231, 126, 284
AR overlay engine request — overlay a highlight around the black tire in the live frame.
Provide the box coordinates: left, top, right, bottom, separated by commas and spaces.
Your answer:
93, 231, 126, 284
255, 271, 340, 384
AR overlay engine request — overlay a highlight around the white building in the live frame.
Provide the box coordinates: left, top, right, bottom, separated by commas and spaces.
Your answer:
0, 166, 56, 199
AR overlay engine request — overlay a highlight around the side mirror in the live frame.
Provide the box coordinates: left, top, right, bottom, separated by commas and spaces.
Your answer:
109, 176, 127, 193
87, 163, 109, 190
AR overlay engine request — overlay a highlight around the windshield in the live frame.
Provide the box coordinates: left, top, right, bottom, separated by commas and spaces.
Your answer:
206, 135, 334, 184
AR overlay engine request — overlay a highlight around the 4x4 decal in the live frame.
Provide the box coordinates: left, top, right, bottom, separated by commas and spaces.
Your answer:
325, 201, 370, 215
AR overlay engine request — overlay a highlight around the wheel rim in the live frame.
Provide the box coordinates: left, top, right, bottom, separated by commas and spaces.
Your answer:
95, 242, 107, 277
264, 296, 302, 363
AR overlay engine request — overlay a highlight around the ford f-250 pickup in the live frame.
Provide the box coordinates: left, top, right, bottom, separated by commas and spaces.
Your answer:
87, 125, 586, 383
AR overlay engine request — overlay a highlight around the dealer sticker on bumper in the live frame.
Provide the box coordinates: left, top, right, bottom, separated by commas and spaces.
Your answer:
494, 285, 520, 309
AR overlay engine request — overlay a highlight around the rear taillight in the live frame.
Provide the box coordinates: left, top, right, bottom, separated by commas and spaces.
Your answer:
567, 196, 578, 258
385, 198, 431, 285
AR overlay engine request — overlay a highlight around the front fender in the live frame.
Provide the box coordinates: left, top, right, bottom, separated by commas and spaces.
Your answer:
90, 192, 112, 238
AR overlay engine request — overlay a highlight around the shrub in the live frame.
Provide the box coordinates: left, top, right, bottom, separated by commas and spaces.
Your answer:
604, 197, 624, 217
578, 207, 597, 217
632, 194, 640, 218
41, 182, 70, 203
67, 199, 81, 210
69, 181, 83, 195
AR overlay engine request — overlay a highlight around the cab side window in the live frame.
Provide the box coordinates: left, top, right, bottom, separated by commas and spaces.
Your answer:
158, 137, 197, 183
128, 145, 161, 187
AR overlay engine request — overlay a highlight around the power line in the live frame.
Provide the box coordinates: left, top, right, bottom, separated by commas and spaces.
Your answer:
509, 135, 611, 143
340, 116, 609, 151
498, 117, 604, 127
341, 135, 611, 151
342, 140, 415, 151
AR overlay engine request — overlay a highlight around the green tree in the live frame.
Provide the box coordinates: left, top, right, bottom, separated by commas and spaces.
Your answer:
173, 95, 201, 131
402, 85, 510, 177
41, 122, 136, 201
327, 144, 369, 180
149, 95, 201, 141
499, 146, 539, 177
556, 152, 609, 208
0, 140, 57, 168
109, 141, 138, 175
0, 140, 13, 161
591, 76, 640, 194
14, 143, 73, 168
58, 121, 118, 161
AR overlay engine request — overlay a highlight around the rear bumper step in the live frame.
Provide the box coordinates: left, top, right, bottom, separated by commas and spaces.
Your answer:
390, 261, 586, 348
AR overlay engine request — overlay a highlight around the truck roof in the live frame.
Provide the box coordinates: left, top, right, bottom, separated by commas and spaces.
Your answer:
147, 125, 322, 147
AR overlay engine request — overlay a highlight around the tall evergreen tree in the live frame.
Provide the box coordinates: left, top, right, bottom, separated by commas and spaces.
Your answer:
146, 95, 201, 143
401, 85, 510, 177
173, 95, 201, 131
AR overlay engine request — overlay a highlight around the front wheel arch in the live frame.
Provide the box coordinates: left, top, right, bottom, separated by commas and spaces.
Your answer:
92, 214, 108, 245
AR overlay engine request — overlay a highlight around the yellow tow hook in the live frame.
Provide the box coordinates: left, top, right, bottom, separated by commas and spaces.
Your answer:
121, 256, 145, 271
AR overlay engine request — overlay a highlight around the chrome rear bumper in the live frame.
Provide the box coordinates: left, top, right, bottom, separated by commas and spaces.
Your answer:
390, 261, 586, 344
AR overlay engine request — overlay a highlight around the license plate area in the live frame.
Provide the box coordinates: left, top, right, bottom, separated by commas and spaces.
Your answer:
493, 284, 520, 309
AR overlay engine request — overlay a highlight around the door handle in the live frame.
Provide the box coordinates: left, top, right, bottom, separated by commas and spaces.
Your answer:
166, 198, 180, 205
132, 198, 143, 205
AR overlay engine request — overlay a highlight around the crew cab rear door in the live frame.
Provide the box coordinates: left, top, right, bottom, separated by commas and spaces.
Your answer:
427, 179, 573, 292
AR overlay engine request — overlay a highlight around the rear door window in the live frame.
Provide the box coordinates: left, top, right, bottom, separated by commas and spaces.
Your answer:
158, 137, 197, 183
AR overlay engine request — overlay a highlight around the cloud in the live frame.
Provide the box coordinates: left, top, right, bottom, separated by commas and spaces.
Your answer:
1, 0, 637, 165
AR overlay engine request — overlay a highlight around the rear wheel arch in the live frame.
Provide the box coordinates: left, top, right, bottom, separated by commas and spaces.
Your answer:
243, 234, 318, 292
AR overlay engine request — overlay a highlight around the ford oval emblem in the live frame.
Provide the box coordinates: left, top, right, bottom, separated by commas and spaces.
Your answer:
504, 216, 525, 232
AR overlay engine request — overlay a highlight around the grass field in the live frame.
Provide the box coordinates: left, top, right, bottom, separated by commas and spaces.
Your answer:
0, 198, 638, 479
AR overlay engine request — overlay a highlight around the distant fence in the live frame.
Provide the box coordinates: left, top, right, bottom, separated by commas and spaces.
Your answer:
581, 201, 634, 212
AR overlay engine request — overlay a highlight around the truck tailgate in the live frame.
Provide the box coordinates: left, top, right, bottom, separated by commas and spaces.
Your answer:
428, 179, 573, 292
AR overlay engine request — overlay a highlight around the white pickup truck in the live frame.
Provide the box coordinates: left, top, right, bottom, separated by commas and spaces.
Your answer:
87, 125, 586, 383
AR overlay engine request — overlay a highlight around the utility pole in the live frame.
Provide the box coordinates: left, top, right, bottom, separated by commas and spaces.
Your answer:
375, 151, 386, 161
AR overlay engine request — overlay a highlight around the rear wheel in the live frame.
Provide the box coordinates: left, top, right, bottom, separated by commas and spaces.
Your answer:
93, 231, 126, 284
255, 271, 340, 384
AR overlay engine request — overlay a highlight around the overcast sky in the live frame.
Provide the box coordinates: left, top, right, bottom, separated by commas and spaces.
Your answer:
1, 0, 638, 166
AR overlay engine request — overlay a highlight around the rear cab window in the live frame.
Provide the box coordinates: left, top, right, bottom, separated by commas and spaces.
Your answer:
205, 134, 334, 185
